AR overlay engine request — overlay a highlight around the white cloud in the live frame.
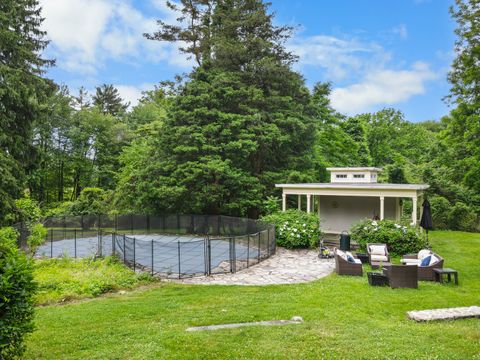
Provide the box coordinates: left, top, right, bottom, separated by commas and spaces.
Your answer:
115, 83, 156, 108
39, 0, 191, 74
330, 62, 437, 114
392, 24, 408, 39
289, 33, 438, 114
288, 35, 389, 80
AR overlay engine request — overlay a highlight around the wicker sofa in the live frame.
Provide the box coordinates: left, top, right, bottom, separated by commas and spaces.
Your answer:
401, 251, 444, 281
334, 248, 363, 276
383, 265, 418, 289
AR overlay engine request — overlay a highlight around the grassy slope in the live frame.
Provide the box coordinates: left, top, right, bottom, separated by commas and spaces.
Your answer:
25, 231, 480, 359
33, 257, 154, 305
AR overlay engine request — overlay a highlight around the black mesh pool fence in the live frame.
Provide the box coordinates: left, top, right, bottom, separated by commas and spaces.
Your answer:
32, 214, 275, 278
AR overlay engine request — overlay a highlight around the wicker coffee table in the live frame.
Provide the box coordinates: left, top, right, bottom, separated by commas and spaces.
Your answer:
371, 261, 391, 270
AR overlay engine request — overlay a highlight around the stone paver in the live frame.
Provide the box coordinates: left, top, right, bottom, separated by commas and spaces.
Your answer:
176, 248, 334, 285
186, 316, 303, 331
408, 306, 480, 322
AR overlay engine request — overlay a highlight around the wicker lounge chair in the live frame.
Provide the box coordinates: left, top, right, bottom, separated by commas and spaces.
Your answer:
366, 243, 390, 266
334, 248, 363, 276
402, 252, 444, 281
383, 264, 418, 289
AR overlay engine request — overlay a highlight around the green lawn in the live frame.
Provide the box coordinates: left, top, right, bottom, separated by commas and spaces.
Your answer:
33, 257, 154, 305
25, 231, 480, 359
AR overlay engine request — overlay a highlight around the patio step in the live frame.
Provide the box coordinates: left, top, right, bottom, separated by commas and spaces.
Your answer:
408, 306, 480, 322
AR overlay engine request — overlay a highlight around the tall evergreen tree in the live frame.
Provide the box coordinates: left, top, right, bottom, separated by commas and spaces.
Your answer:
136, 0, 316, 217
92, 84, 129, 117
441, 0, 480, 193
0, 0, 54, 222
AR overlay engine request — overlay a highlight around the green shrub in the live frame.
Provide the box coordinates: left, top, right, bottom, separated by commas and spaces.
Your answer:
429, 195, 451, 230
43, 201, 74, 217
69, 188, 110, 215
261, 210, 321, 249
0, 227, 36, 359
447, 202, 478, 232
350, 219, 427, 256
27, 223, 48, 256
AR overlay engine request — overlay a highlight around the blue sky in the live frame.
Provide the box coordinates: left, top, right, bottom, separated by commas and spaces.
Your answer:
40, 0, 456, 122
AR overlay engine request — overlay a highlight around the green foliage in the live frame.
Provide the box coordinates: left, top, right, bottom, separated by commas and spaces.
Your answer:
261, 210, 321, 248
33, 256, 154, 305
135, 2, 318, 217
12, 196, 42, 224
0, 227, 36, 359
69, 188, 110, 216
43, 201, 74, 217
447, 202, 478, 232
92, 84, 129, 117
262, 196, 280, 215
350, 219, 428, 256
429, 195, 451, 230
27, 223, 48, 255
0, 0, 53, 225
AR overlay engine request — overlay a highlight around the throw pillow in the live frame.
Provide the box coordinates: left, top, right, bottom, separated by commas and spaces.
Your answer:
420, 255, 431, 267
347, 255, 355, 263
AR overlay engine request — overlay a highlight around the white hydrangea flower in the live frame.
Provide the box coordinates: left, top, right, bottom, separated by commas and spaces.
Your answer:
297, 234, 300, 238
363, 227, 368, 230
372, 221, 378, 226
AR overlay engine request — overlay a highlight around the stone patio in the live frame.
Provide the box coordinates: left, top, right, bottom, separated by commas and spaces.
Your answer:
176, 247, 334, 285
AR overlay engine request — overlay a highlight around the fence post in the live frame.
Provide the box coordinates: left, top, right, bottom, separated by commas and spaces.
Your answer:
177, 241, 181, 279
258, 232, 261, 261
74, 229, 77, 258
133, 237, 136, 272
229, 237, 233, 273
112, 232, 115, 256
63, 216, 66, 240
267, 228, 270, 257
247, 235, 250, 268
204, 238, 207, 275
98, 229, 103, 257
232, 237, 236, 273
151, 239, 154, 276
208, 237, 212, 275
123, 234, 126, 263
50, 229, 53, 258
273, 225, 276, 254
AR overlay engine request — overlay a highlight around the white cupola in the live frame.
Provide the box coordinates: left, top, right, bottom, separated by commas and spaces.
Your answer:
326, 167, 382, 184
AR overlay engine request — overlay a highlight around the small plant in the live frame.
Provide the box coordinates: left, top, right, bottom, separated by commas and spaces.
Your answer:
261, 210, 322, 249
350, 219, 427, 256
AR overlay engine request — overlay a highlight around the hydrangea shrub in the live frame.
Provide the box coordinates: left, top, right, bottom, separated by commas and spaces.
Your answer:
350, 219, 428, 256
261, 210, 322, 249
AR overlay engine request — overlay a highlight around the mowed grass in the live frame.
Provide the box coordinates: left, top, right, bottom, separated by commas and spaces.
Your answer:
25, 231, 480, 359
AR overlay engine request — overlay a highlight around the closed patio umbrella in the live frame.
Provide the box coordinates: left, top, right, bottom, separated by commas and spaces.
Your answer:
420, 199, 434, 242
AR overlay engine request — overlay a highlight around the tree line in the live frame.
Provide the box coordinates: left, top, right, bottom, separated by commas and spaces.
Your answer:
1, 0, 479, 231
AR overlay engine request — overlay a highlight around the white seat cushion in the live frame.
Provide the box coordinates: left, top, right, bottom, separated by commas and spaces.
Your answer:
353, 259, 362, 265
418, 249, 432, 260
429, 255, 440, 266
371, 254, 388, 262
402, 258, 421, 265
336, 249, 347, 260
370, 245, 387, 255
